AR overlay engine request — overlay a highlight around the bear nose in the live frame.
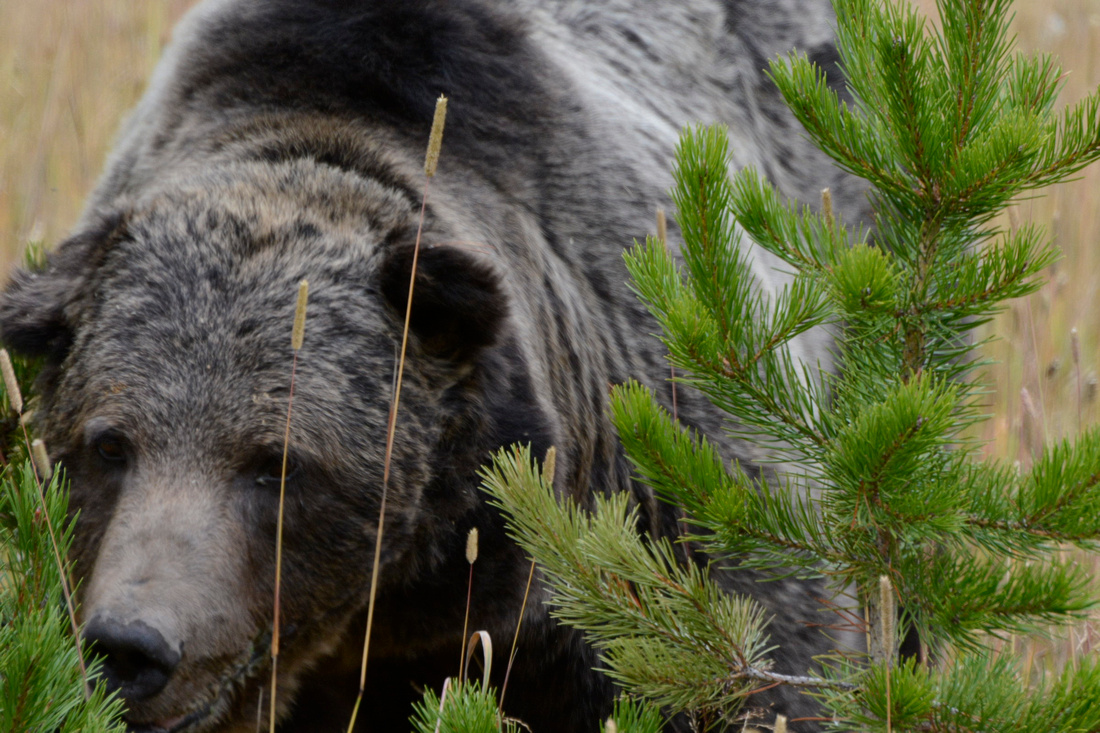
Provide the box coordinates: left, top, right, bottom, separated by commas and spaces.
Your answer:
84, 617, 180, 702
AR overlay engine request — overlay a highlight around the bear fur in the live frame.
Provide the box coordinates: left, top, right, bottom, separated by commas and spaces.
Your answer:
0, 1, 867, 731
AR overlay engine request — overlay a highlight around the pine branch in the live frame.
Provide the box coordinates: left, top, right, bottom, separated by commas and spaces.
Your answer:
480, 445, 853, 718
0, 463, 127, 732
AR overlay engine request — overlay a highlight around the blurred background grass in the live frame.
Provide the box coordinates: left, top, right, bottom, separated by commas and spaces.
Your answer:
0, 0, 193, 268
1, 0, 1097, 675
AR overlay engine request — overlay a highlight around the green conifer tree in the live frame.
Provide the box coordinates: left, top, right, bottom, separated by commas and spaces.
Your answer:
484, 0, 1100, 729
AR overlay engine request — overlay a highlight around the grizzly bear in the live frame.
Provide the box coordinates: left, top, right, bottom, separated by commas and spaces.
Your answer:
0, 1, 867, 731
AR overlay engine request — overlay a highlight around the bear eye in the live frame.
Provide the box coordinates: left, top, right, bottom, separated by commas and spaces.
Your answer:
93, 434, 128, 464
254, 453, 300, 487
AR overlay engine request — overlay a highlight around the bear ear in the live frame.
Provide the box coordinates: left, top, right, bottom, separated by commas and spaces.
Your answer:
0, 212, 128, 360
378, 243, 508, 361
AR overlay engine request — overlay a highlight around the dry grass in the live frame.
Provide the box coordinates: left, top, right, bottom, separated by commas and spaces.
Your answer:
0, 0, 195, 274
2, 0, 1098, 693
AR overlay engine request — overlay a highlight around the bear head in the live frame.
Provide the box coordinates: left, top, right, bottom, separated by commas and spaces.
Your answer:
0, 155, 550, 731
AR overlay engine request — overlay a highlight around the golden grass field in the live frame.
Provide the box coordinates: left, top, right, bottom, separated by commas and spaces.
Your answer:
1, 0, 1097, 680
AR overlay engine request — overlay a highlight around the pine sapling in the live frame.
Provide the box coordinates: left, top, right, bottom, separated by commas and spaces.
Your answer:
486, 0, 1100, 728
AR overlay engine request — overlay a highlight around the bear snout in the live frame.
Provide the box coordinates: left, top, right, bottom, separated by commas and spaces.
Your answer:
83, 615, 181, 703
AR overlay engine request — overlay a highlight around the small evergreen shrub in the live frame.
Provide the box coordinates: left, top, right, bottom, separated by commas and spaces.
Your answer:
0, 461, 126, 732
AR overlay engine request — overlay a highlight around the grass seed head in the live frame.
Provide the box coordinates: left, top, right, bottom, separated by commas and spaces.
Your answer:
543, 445, 557, 487
424, 95, 448, 178
31, 438, 52, 481
0, 348, 23, 414
656, 208, 667, 249
465, 527, 478, 564
821, 187, 834, 229
1021, 386, 1040, 427
878, 574, 895, 659
292, 279, 309, 351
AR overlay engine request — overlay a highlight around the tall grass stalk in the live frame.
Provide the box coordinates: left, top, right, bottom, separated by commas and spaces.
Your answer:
346, 94, 448, 733
497, 558, 535, 717
269, 278, 309, 732
459, 528, 479, 681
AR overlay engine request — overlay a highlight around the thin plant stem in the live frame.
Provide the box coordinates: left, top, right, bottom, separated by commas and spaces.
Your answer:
346, 174, 432, 733
499, 557, 536, 714
269, 348, 300, 733
458, 527, 478, 681
500, 448, 553, 714
459, 561, 473, 680
269, 279, 308, 732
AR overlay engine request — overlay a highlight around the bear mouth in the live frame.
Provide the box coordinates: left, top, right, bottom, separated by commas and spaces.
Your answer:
123, 676, 245, 733
125, 627, 272, 733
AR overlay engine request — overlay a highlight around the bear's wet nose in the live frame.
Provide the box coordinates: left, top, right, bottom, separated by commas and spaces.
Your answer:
84, 617, 180, 702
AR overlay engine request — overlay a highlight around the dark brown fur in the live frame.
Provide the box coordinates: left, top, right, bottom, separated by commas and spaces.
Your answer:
1, 1, 866, 730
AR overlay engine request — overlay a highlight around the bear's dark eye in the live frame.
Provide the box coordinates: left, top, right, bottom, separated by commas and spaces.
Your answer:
92, 434, 128, 464
84, 419, 131, 467
254, 453, 300, 487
